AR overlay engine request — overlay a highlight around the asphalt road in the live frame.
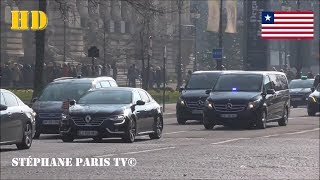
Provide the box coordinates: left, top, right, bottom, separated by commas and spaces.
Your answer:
1, 107, 319, 180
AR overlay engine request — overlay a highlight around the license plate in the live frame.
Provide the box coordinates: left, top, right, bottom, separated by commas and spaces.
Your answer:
42, 120, 60, 125
192, 110, 203, 114
220, 114, 237, 118
78, 131, 98, 136
291, 97, 302, 101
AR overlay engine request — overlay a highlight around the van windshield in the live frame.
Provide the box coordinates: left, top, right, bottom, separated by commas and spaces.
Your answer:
214, 74, 263, 92
185, 73, 220, 90
39, 83, 92, 101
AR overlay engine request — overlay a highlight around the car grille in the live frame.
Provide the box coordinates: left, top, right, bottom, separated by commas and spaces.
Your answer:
38, 113, 61, 120
214, 104, 246, 112
186, 100, 205, 110
71, 116, 108, 126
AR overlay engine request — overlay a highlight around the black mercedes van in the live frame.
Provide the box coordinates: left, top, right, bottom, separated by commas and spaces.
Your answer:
176, 71, 223, 124
203, 71, 290, 129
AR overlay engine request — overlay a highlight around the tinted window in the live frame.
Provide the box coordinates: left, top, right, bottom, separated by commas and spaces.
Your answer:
139, 91, 150, 103
269, 74, 281, 91
133, 91, 142, 103
186, 73, 220, 90
214, 74, 263, 92
109, 81, 118, 87
0, 93, 6, 105
278, 75, 288, 90
264, 75, 272, 92
289, 79, 314, 89
39, 83, 92, 101
3, 92, 18, 107
78, 90, 132, 104
95, 82, 102, 88
100, 81, 111, 88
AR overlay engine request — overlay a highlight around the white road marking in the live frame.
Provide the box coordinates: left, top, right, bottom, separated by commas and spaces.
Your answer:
259, 134, 280, 138
283, 128, 320, 135
164, 131, 187, 135
93, 147, 175, 158
211, 138, 250, 145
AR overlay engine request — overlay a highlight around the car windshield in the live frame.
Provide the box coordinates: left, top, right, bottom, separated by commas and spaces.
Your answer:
78, 90, 132, 104
185, 73, 220, 90
289, 79, 314, 89
39, 83, 91, 101
214, 74, 263, 92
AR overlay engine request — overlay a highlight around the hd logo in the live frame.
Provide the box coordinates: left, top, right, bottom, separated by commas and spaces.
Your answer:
11, 11, 48, 31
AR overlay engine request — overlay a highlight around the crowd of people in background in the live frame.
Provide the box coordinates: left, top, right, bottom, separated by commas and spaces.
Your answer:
127, 64, 164, 89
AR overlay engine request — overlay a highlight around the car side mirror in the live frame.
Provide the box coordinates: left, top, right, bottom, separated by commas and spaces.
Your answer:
311, 87, 315, 92
205, 89, 211, 94
136, 100, 145, 106
69, 100, 76, 106
267, 89, 276, 95
179, 86, 184, 92
32, 97, 38, 103
0, 104, 8, 111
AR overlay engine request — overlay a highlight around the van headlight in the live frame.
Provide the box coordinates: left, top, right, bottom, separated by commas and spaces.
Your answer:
178, 98, 186, 106
206, 100, 214, 109
309, 96, 317, 103
248, 100, 260, 109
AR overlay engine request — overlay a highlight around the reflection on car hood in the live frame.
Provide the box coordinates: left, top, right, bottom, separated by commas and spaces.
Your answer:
209, 92, 261, 103
181, 89, 209, 99
32, 101, 63, 113
69, 104, 130, 116
289, 88, 311, 94
310, 90, 320, 97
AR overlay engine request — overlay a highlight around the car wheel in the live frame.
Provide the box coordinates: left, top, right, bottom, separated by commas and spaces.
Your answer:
278, 107, 289, 126
307, 108, 316, 116
257, 111, 267, 129
33, 131, 40, 139
203, 116, 215, 130
177, 116, 186, 125
61, 136, 74, 142
122, 118, 136, 143
16, 123, 33, 150
149, 116, 163, 139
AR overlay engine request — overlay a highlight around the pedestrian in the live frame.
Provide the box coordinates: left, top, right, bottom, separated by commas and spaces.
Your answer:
186, 70, 192, 82
307, 72, 314, 79
155, 66, 161, 89
313, 74, 319, 88
272, 67, 277, 71
111, 62, 117, 80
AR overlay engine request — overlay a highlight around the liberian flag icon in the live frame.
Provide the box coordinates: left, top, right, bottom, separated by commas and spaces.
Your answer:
261, 11, 314, 40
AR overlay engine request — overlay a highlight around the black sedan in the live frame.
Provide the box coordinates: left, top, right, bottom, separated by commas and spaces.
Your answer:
307, 84, 320, 116
0, 89, 36, 150
60, 88, 163, 143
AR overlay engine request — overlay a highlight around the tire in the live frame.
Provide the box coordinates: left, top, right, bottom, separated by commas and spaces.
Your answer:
203, 116, 215, 130
177, 116, 186, 125
257, 111, 267, 129
33, 131, 40, 139
149, 116, 163, 139
278, 107, 289, 126
61, 136, 74, 142
16, 123, 33, 150
307, 108, 316, 116
122, 118, 136, 143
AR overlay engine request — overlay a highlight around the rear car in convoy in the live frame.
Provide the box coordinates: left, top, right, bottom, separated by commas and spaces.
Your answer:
307, 84, 320, 116
203, 71, 290, 129
289, 77, 314, 108
0, 89, 36, 149
31, 76, 117, 138
60, 87, 163, 143
176, 71, 222, 124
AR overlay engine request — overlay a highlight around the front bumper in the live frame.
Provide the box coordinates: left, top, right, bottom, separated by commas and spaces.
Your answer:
60, 119, 126, 138
176, 103, 203, 121
290, 95, 309, 106
203, 107, 262, 126
35, 117, 61, 134
307, 101, 320, 112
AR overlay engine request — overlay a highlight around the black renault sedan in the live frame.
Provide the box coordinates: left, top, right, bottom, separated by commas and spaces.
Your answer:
307, 84, 320, 116
289, 77, 314, 108
60, 88, 163, 143
0, 89, 36, 150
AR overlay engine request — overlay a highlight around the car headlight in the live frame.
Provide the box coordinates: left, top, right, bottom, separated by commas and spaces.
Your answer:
109, 115, 125, 121
178, 98, 186, 106
205, 100, 214, 109
248, 100, 260, 109
309, 96, 317, 103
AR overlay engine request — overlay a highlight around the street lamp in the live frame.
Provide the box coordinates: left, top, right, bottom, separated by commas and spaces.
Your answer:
190, 6, 200, 71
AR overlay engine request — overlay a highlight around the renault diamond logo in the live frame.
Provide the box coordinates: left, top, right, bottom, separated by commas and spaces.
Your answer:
226, 103, 233, 109
85, 115, 91, 123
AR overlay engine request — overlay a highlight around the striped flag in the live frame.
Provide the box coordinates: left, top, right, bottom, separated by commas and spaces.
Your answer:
261, 11, 314, 40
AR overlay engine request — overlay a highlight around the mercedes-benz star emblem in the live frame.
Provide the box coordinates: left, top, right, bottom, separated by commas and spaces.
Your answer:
85, 115, 91, 123
226, 103, 233, 110
198, 100, 204, 107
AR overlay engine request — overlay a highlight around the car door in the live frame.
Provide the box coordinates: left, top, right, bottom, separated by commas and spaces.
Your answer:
264, 75, 277, 120
276, 74, 290, 117
0, 92, 11, 143
132, 91, 146, 133
138, 90, 154, 132
2, 92, 24, 142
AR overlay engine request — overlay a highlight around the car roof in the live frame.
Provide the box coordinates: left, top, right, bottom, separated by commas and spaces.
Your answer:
192, 70, 241, 75
51, 76, 115, 84
0, 89, 11, 93
218, 71, 287, 76
88, 87, 141, 92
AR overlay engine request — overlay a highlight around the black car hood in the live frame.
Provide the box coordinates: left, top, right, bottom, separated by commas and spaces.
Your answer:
181, 89, 209, 100
209, 92, 261, 104
69, 104, 130, 116
289, 88, 311, 94
32, 101, 63, 113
